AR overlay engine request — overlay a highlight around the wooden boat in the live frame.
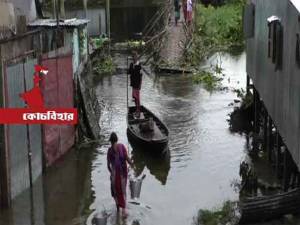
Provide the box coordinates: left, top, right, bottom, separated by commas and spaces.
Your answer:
127, 105, 169, 152
239, 188, 300, 223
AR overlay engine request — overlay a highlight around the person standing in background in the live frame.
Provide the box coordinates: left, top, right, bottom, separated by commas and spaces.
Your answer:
187, 0, 193, 26
174, 0, 181, 26
182, 0, 187, 22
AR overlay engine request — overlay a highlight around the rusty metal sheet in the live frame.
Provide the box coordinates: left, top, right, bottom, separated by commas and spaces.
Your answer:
42, 53, 75, 166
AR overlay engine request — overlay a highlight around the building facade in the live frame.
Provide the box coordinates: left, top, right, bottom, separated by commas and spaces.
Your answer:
245, 0, 300, 169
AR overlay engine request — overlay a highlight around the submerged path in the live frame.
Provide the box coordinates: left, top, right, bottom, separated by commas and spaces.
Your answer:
159, 10, 187, 66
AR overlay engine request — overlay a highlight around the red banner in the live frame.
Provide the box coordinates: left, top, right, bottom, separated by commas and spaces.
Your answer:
0, 108, 78, 124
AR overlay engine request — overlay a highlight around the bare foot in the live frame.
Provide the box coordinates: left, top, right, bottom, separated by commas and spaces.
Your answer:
122, 210, 128, 218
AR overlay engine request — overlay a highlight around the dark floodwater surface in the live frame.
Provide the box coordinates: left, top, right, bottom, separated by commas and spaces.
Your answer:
2, 52, 280, 225
86, 52, 248, 225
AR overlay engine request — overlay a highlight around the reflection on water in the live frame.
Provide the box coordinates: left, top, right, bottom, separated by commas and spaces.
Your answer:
130, 145, 170, 185
0, 145, 95, 225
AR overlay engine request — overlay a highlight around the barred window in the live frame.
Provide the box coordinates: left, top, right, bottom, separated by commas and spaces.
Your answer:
268, 17, 283, 71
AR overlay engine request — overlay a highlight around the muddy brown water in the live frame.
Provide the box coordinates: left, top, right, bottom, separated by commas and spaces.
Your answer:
1, 52, 298, 225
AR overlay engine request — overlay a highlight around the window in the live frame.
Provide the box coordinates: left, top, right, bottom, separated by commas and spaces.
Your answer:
268, 16, 283, 70
296, 33, 300, 68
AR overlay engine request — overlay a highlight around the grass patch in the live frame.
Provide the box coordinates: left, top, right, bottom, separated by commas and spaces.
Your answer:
193, 201, 238, 225
186, 1, 245, 66
93, 56, 116, 75
192, 70, 223, 91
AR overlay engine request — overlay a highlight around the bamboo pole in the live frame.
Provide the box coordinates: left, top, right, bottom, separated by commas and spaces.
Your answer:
143, 7, 168, 39
127, 56, 129, 111
142, 5, 165, 35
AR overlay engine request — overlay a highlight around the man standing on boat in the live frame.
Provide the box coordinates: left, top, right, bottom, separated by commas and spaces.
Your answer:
128, 51, 143, 118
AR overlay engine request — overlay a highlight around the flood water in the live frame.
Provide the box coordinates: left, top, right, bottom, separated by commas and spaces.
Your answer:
0, 51, 249, 225
86, 52, 248, 225
0, 1, 299, 225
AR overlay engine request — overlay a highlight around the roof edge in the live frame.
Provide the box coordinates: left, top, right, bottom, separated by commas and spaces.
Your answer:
290, 0, 300, 13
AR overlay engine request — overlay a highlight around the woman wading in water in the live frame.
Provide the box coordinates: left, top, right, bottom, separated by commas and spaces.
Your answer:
107, 132, 133, 217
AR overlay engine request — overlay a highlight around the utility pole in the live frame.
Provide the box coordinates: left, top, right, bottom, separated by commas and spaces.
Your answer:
55, 0, 59, 27
83, 0, 88, 18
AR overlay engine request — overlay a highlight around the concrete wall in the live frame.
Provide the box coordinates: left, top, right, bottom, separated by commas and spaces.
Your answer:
246, 0, 300, 168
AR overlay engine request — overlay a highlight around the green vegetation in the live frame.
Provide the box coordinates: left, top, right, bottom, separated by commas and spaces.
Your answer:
192, 70, 223, 91
192, 54, 225, 91
90, 37, 109, 49
79, 29, 87, 59
114, 40, 146, 50
193, 201, 238, 225
186, 1, 245, 67
93, 56, 116, 75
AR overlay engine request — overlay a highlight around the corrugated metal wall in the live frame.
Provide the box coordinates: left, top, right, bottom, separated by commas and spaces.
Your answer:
6, 63, 29, 199
42, 53, 75, 166
246, 0, 300, 168
0, 26, 87, 204
5, 58, 42, 198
